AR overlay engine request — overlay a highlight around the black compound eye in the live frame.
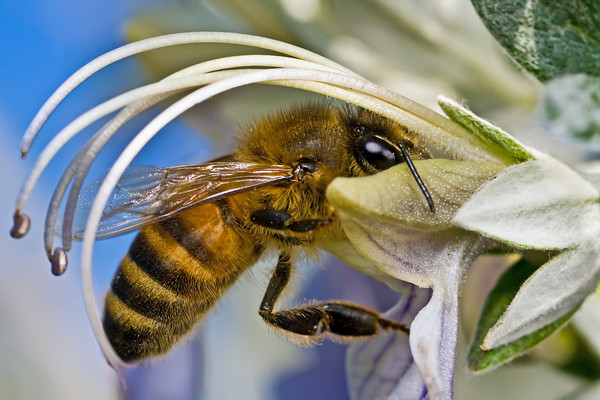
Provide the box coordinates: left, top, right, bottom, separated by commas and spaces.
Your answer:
358, 135, 402, 171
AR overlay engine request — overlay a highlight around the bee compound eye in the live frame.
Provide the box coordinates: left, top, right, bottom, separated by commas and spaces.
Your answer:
358, 135, 402, 171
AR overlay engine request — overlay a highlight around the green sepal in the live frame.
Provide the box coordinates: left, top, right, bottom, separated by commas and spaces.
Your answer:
438, 96, 534, 164
468, 256, 580, 372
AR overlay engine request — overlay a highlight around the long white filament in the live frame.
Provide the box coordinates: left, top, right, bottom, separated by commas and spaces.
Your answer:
17, 70, 250, 215
168, 54, 357, 78
21, 32, 355, 155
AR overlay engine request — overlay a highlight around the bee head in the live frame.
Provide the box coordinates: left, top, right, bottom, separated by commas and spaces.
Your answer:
342, 107, 433, 176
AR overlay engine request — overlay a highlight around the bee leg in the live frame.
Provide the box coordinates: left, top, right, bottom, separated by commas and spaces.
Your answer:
250, 209, 292, 229
258, 253, 409, 341
250, 209, 331, 232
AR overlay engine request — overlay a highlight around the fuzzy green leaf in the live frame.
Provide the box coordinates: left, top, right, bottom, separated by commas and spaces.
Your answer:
540, 74, 600, 145
471, 0, 600, 82
438, 96, 534, 164
468, 257, 579, 372
483, 245, 600, 349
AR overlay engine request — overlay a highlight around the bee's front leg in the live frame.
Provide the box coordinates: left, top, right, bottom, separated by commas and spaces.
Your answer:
258, 253, 409, 342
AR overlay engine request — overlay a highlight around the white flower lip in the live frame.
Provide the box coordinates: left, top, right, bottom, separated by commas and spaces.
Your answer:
326, 158, 500, 400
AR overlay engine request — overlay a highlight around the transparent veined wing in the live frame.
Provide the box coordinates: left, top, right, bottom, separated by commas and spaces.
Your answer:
66, 161, 294, 239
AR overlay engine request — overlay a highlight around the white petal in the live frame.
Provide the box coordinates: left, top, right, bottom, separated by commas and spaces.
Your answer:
337, 212, 461, 287
319, 234, 412, 291
453, 155, 600, 250
347, 283, 431, 400
408, 238, 475, 400
337, 209, 479, 289
332, 176, 484, 399
484, 242, 600, 349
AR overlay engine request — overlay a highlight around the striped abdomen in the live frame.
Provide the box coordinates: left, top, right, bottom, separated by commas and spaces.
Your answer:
103, 201, 260, 362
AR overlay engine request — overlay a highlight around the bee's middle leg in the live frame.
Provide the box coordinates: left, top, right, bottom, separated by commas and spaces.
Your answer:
258, 253, 409, 341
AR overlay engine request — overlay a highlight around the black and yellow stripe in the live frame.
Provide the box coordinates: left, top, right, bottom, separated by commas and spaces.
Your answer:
103, 201, 260, 362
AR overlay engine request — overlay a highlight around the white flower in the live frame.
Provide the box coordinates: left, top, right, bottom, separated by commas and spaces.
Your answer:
326, 97, 600, 399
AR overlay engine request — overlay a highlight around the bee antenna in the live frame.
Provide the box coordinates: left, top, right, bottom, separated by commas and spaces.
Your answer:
396, 143, 435, 213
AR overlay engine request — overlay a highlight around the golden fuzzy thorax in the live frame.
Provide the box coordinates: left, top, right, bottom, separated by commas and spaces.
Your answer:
233, 103, 432, 252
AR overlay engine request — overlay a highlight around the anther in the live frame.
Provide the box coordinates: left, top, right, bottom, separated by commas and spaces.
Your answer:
10, 211, 31, 238
51, 247, 68, 276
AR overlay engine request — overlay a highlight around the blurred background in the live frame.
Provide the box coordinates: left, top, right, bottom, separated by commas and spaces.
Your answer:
1, 0, 598, 399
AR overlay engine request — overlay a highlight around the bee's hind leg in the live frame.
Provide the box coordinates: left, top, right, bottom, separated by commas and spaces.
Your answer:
258, 253, 409, 342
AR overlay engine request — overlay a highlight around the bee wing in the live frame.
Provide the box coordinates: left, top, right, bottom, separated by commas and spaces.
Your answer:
69, 161, 293, 239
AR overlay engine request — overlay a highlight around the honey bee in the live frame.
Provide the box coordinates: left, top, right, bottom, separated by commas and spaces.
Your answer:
78, 103, 434, 362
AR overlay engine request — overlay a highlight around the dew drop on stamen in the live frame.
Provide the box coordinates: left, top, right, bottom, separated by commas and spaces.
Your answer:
51, 247, 68, 276
10, 211, 31, 238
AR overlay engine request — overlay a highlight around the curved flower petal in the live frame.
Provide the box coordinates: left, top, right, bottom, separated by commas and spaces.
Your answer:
346, 283, 432, 400
334, 213, 463, 287
453, 155, 600, 250
318, 234, 415, 291
484, 241, 600, 349
328, 159, 505, 232
409, 237, 480, 400
327, 159, 502, 287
